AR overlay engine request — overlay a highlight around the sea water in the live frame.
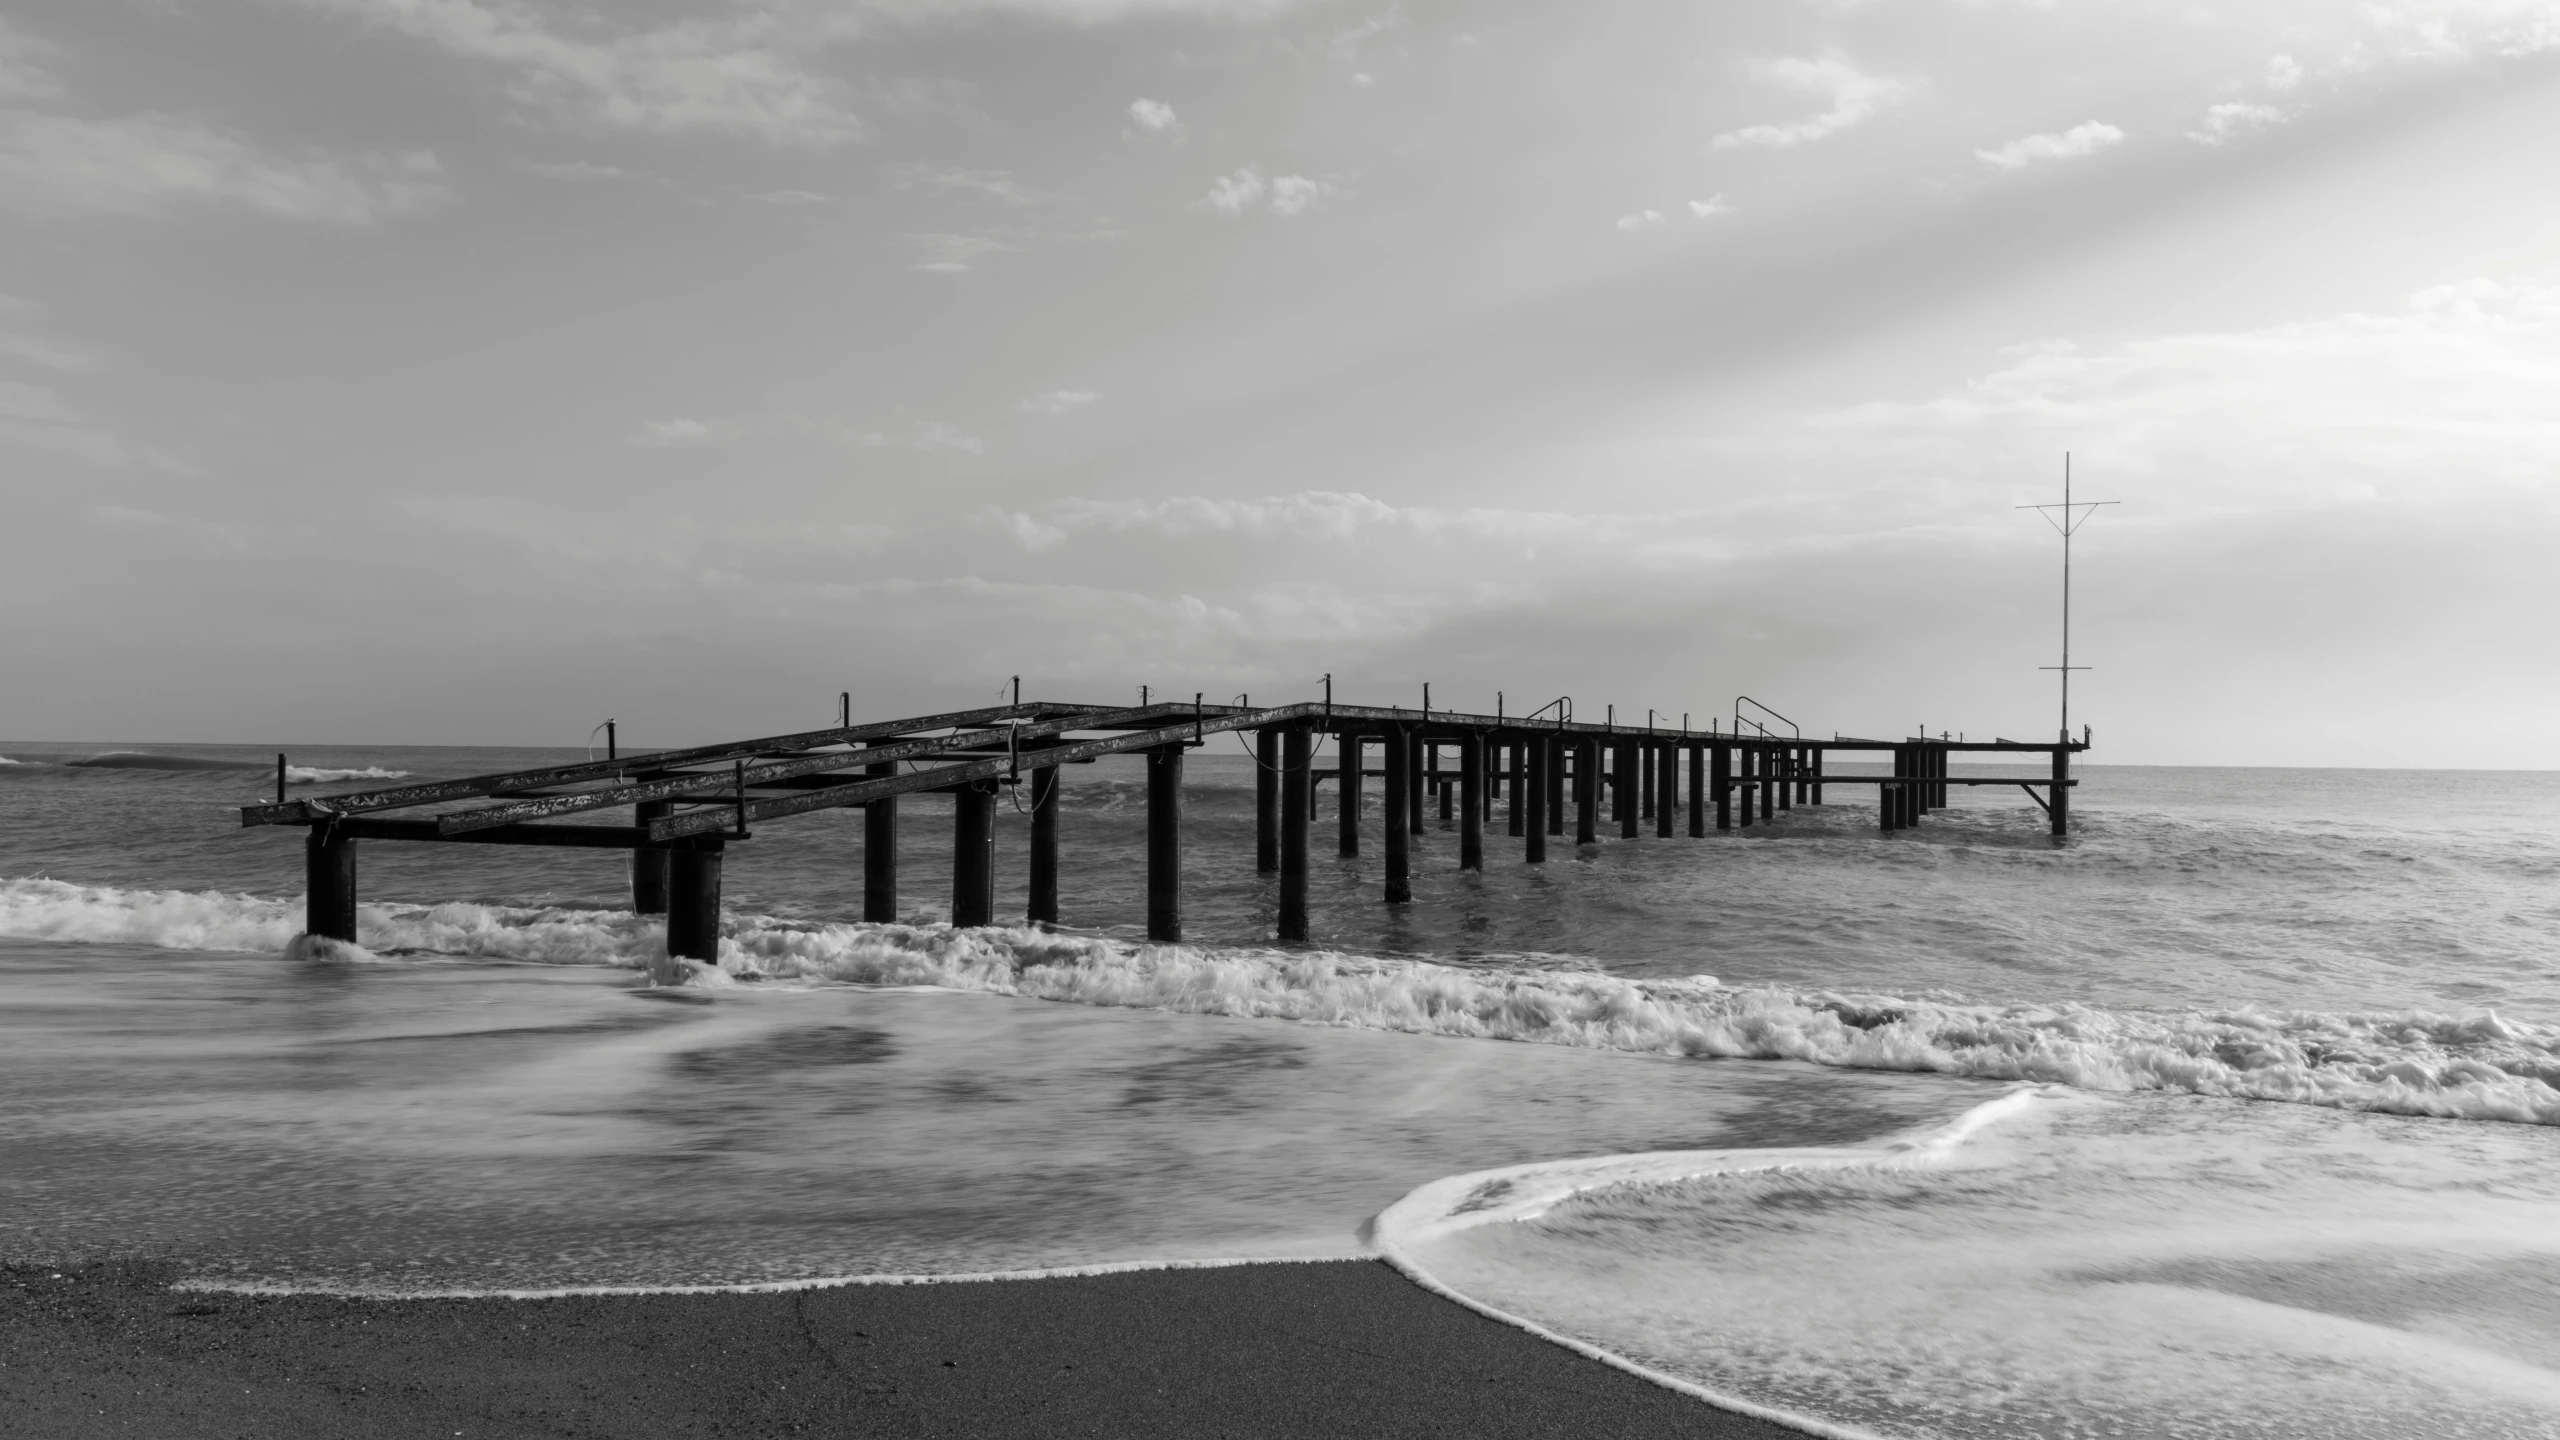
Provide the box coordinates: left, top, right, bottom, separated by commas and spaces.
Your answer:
3, 742, 2556, 1437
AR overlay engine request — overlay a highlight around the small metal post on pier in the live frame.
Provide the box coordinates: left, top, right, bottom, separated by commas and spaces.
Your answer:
1146, 744, 1184, 941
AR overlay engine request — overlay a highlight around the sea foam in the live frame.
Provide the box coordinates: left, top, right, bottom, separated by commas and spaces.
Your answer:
5, 875, 2558, 1125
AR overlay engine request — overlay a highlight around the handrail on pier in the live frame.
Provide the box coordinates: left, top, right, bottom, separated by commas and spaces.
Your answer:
1732, 696, 1799, 740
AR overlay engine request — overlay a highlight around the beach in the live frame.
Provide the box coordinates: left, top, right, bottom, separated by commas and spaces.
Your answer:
4, 1257, 1781, 1438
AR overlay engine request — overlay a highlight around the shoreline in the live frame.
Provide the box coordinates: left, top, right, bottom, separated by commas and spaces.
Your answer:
3, 1255, 1803, 1438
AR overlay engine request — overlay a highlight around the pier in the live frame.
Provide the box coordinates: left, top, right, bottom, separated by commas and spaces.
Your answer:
240, 697, 2086, 980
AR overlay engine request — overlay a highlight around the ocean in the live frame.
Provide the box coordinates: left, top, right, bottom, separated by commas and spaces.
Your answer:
5, 741, 2557, 1438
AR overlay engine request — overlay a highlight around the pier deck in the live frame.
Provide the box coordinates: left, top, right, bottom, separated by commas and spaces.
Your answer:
241, 698, 2086, 978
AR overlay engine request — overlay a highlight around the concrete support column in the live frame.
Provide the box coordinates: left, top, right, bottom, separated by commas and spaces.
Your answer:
1713, 744, 1731, 832
1147, 745, 1184, 941
1028, 765, 1060, 926
951, 780, 995, 927
632, 800, 671, 915
1255, 728, 1280, 873
1574, 739, 1598, 847
1406, 733, 1426, 841
1656, 743, 1676, 839
863, 759, 898, 923
305, 826, 357, 943
1383, 729, 1412, 902
664, 844, 722, 979
1459, 732, 1485, 871
1615, 740, 1638, 838
1523, 738, 1548, 864
1279, 726, 1311, 940
2051, 746, 2071, 838
1545, 734, 1566, 836
1687, 744, 1706, 838
1337, 732, 1362, 857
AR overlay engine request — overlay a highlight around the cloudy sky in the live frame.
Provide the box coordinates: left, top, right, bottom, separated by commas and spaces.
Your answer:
4, 0, 2556, 765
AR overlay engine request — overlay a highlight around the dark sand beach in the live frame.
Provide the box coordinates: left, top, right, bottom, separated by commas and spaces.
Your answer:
3, 1257, 1792, 1438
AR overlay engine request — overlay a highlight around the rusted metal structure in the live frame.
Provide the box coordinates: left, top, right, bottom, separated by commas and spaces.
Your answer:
243, 698, 2087, 978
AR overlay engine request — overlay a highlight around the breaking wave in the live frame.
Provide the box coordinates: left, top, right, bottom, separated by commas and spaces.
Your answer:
5, 876, 2557, 1125
285, 765, 410, 784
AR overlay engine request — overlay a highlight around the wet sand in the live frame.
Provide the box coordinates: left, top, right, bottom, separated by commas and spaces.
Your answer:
3, 1256, 1796, 1438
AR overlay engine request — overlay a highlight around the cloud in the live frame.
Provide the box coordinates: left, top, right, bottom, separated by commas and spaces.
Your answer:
513, 157, 627, 181
1974, 120, 2125, 170
287, 0, 862, 148
1267, 173, 1333, 216
1019, 389, 1099, 414
746, 187, 831, 204
1127, 97, 1181, 134
2187, 102, 2287, 145
0, 295, 99, 371
1202, 166, 1265, 214
912, 420, 984, 453
0, 19, 63, 101
887, 163, 1038, 204
0, 112, 448, 222
635, 417, 719, 444
2264, 53, 2304, 90
1711, 54, 1911, 150
1688, 195, 1733, 218
906, 232, 1016, 271
1805, 278, 2560, 512
0, 378, 190, 471
1202, 165, 1332, 217
1615, 208, 1663, 230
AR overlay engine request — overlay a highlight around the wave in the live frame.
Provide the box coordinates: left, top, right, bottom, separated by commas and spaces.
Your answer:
6, 876, 2558, 1125
1371, 1090, 2059, 1440
285, 765, 410, 784
62, 752, 264, 772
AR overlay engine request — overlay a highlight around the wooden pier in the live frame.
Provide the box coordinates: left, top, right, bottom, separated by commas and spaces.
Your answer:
240, 698, 2086, 979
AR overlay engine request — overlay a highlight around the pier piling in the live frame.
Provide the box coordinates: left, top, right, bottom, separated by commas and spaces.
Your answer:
664, 845, 722, 975
1279, 726, 1311, 940
1147, 744, 1184, 941
951, 780, 996, 927
863, 758, 898, 923
632, 800, 671, 914
304, 826, 357, 943
1616, 740, 1638, 839
1460, 732, 1485, 870
1029, 764, 1060, 925
1524, 739, 1549, 863
1384, 729, 1413, 901
1337, 733, 1362, 857
1256, 729, 1280, 873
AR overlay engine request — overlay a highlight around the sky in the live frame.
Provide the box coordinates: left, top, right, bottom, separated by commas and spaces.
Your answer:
3, 0, 2557, 765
